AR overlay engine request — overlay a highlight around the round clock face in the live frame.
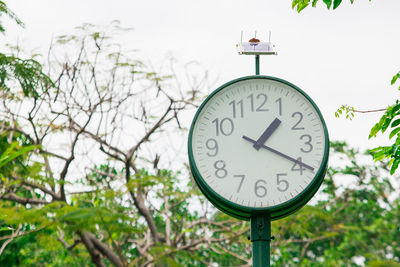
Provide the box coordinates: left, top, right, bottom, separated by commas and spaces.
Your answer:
188, 76, 329, 220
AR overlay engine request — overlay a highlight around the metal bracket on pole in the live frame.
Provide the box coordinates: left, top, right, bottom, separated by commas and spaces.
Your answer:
236, 31, 277, 75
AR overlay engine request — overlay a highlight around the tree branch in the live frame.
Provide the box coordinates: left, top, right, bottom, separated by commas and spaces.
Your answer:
0, 225, 22, 256
78, 231, 106, 267
79, 231, 124, 267
0, 192, 49, 205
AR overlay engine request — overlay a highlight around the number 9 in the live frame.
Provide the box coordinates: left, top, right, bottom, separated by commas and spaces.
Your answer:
206, 138, 218, 157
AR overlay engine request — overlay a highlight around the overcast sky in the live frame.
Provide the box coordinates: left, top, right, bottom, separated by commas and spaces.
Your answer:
4, 0, 400, 150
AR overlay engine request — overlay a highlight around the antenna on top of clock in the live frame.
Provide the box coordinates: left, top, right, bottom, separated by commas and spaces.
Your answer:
236, 30, 277, 75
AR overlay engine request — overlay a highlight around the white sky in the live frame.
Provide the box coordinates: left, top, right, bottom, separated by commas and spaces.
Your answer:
4, 0, 400, 150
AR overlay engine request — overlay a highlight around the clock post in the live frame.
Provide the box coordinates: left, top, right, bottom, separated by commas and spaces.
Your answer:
251, 214, 272, 266
237, 33, 277, 267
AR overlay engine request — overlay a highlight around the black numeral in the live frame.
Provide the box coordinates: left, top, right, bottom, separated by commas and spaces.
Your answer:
256, 93, 269, 111
205, 138, 218, 157
234, 175, 245, 193
276, 173, 289, 192
291, 112, 304, 130
247, 93, 269, 112
214, 160, 227, 178
300, 134, 313, 153
229, 100, 244, 118
291, 157, 306, 175
275, 98, 282, 116
255, 179, 267, 198
247, 94, 254, 112
212, 118, 234, 136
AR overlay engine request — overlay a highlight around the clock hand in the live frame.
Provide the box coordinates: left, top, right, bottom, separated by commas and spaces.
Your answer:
242, 135, 315, 171
253, 118, 281, 150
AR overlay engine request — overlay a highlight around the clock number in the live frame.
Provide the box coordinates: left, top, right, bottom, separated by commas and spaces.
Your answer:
205, 138, 218, 157
256, 93, 269, 112
229, 100, 244, 118
212, 118, 234, 136
233, 174, 245, 193
275, 97, 282, 116
247, 93, 269, 112
247, 94, 254, 112
300, 134, 313, 153
291, 112, 305, 130
214, 160, 227, 178
276, 173, 289, 192
291, 157, 306, 175
255, 179, 267, 198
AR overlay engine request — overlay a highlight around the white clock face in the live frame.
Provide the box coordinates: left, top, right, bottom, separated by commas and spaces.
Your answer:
191, 78, 327, 209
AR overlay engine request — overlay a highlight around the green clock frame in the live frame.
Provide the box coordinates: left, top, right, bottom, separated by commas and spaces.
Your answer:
188, 75, 329, 221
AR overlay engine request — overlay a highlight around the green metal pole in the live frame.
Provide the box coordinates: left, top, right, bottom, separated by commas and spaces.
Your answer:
255, 55, 260, 75
250, 214, 271, 267
252, 54, 270, 267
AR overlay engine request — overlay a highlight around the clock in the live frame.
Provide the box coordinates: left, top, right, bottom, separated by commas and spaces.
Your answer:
188, 76, 329, 220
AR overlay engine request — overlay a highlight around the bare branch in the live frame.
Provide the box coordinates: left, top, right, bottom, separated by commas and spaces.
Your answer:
57, 227, 81, 250
0, 225, 22, 255
127, 100, 173, 160
353, 108, 387, 114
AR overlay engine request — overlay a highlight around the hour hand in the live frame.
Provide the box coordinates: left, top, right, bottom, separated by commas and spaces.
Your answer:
253, 118, 281, 150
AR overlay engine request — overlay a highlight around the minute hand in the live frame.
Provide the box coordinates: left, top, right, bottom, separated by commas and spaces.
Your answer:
242, 135, 315, 171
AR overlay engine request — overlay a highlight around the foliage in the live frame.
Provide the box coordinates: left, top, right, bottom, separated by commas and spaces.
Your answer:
0, 53, 53, 98
368, 75, 400, 174
333, 75, 400, 175
335, 104, 355, 120
292, 0, 371, 12
0, 1, 24, 34
0, 2, 398, 266
0, 21, 249, 266
0, 1, 52, 98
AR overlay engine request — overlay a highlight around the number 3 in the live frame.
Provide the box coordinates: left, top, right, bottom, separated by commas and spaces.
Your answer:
300, 134, 313, 153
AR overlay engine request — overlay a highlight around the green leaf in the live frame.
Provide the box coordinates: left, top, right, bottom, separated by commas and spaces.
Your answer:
381, 117, 392, 133
323, 0, 332, 9
390, 158, 400, 174
297, 3, 309, 12
389, 127, 400, 139
371, 148, 386, 161
333, 0, 342, 9
0, 227, 13, 232
391, 72, 400, 85
0, 143, 37, 169
369, 122, 382, 138
391, 119, 400, 128
392, 103, 400, 114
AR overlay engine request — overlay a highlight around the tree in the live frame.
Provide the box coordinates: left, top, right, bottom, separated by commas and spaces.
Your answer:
1, 2, 399, 266
0, 19, 253, 266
